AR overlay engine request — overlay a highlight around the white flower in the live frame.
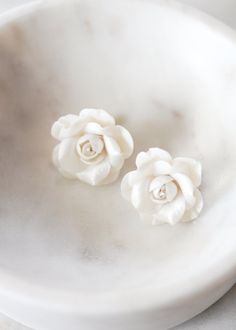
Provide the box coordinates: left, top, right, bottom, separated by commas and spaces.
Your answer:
121, 148, 203, 225
51, 109, 134, 186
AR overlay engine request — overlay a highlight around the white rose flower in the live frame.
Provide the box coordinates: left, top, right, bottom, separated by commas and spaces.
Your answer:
121, 148, 203, 225
51, 109, 134, 186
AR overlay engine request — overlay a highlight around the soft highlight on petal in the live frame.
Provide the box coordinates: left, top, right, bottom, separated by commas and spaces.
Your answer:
155, 192, 186, 225
152, 160, 172, 176
79, 108, 115, 126
77, 159, 111, 186
83, 122, 104, 135
165, 181, 178, 202
182, 189, 203, 222
51, 114, 84, 140
131, 179, 155, 213
149, 175, 173, 192
56, 138, 86, 177
104, 125, 134, 159
136, 148, 172, 169
103, 136, 124, 168
115, 125, 134, 159
172, 173, 195, 208
173, 157, 202, 187
121, 170, 143, 201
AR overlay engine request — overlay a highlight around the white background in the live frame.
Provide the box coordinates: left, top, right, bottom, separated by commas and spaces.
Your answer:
0, 1, 235, 329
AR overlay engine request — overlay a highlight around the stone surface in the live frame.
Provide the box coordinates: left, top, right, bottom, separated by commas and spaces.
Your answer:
0, 0, 235, 330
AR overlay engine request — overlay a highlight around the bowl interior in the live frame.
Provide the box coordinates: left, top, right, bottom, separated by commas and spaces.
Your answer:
0, 0, 236, 294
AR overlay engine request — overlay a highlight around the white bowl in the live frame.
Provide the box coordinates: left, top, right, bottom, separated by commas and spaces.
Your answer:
0, 0, 235, 329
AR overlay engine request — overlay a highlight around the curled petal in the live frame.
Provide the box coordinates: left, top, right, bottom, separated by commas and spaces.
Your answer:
165, 181, 178, 202
152, 160, 172, 176
104, 125, 134, 159
116, 125, 134, 159
79, 108, 115, 126
173, 157, 202, 187
52, 145, 75, 179
51, 115, 84, 140
172, 173, 196, 208
131, 179, 155, 214
136, 148, 172, 170
103, 136, 124, 168
76, 134, 106, 165
77, 159, 111, 186
121, 171, 142, 201
149, 175, 173, 192
182, 189, 203, 222
55, 138, 86, 178
149, 177, 178, 205
77, 134, 104, 153
88, 135, 104, 154
155, 192, 186, 225
83, 122, 104, 135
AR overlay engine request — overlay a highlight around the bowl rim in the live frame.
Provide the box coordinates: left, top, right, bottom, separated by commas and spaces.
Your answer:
0, 0, 235, 316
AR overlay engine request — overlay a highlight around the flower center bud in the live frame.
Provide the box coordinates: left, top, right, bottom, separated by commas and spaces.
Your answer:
149, 176, 178, 204
81, 141, 97, 158
152, 185, 167, 201
77, 134, 105, 164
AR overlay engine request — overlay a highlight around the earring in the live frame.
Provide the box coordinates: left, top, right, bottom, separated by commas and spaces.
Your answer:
121, 147, 203, 226
51, 108, 134, 186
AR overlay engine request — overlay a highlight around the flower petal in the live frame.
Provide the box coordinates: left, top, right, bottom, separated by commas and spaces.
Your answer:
104, 125, 134, 159
155, 192, 186, 225
51, 114, 84, 140
77, 134, 104, 155
173, 157, 202, 187
152, 160, 172, 176
182, 189, 203, 222
77, 159, 111, 186
56, 138, 86, 177
79, 109, 115, 126
172, 173, 196, 208
131, 179, 155, 213
165, 181, 178, 202
83, 122, 104, 135
116, 125, 134, 159
52, 144, 60, 168
149, 175, 173, 192
121, 171, 142, 201
103, 135, 124, 168
52, 145, 76, 179
136, 148, 172, 170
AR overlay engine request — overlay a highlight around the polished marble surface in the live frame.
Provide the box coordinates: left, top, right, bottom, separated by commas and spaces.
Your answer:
0, 1, 235, 330
181, 0, 236, 29
0, 285, 236, 330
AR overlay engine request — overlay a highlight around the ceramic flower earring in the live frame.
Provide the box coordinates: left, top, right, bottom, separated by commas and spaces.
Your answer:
51, 110, 203, 225
51, 109, 134, 185
121, 148, 203, 225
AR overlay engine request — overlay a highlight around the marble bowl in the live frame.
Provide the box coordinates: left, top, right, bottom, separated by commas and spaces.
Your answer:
0, 0, 236, 329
